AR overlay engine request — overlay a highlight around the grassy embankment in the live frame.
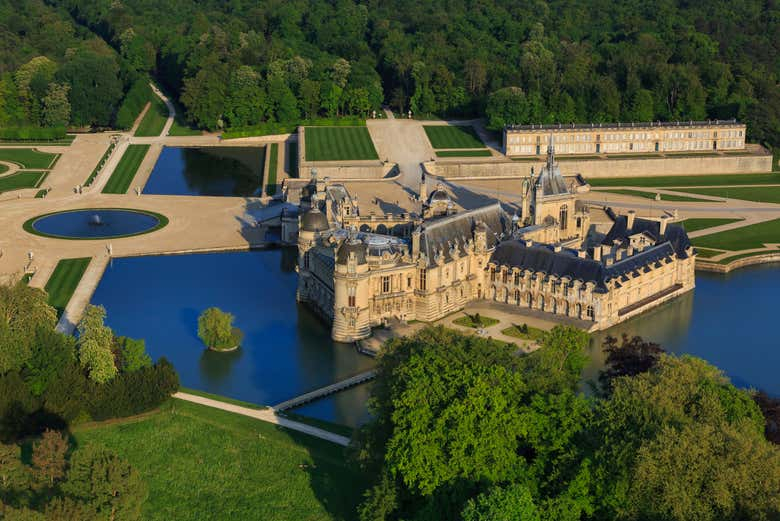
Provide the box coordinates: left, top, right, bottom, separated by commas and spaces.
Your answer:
134, 92, 169, 137
44, 257, 91, 316
73, 399, 365, 521
304, 126, 378, 161
691, 218, 780, 263
223, 117, 366, 139
102, 144, 150, 194
424, 125, 491, 158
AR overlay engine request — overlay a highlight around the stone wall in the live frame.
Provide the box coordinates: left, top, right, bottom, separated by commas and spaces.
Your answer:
428, 152, 772, 180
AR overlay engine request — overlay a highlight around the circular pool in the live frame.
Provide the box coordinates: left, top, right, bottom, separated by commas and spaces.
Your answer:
24, 209, 168, 239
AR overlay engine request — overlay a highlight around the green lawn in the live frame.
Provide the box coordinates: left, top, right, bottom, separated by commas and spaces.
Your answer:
423, 125, 485, 149
134, 94, 169, 137
0, 148, 59, 169
588, 172, 780, 188
288, 141, 299, 178
0, 170, 47, 193
102, 144, 150, 194
304, 127, 378, 161
0, 135, 75, 146
266, 143, 279, 196
179, 387, 267, 410
691, 218, 780, 251
694, 248, 724, 258
73, 399, 365, 521
501, 324, 546, 342
0, 163, 7, 174
599, 189, 708, 202
680, 218, 742, 233
44, 257, 91, 316
675, 186, 780, 204
453, 314, 499, 328
436, 149, 492, 157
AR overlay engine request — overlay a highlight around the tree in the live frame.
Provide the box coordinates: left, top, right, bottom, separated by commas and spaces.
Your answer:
0, 442, 27, 493
56, 50, 122, 127
31, 429, 68, 486
520, 326, 589, 394
223, 66, 267, 128
485, 87, 528, 130
197, 308, 241, 350
77, 305, 117, 384
181, 62, 228, 130
754, 391, 780, 445
41, 83, 70, 127
61, 444, 147, 521
462, 483, 540, 521
464, 59, 487, 95
299, 79, 321, 119
0, 282, 57, 374
114, 337, 151, 373
598, 334, 665, 394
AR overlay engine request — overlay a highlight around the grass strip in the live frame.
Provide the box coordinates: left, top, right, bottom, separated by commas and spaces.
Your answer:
674, 186, 780, 204
73, 399, 365, 521
266, 143, 278, 196
0, 148, 59, 169
288, 141, 299, 178
102, 144, 150, 194
599, 189, 709, 202
134, 94, 169, 137
84, 141, 117, 186
44, 257, 91, 316
680, 218, 742, 233
501, 324, 546, 342
304, 126, 378, 161
453, 314, 499, 328
436, 149, 492, 157
588, 172, 780, 188
423, 125, 484, 149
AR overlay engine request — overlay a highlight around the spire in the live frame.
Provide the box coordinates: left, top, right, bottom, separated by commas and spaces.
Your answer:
546, 133, 555, 172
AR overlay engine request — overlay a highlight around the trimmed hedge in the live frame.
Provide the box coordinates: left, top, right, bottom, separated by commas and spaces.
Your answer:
0, 126, 67, 141
115, 79, 153, 130
84, 141, 117, 186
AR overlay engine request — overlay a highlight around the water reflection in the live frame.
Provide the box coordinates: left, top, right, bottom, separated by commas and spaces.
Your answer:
199, 348, 244, 385
144, 147, 266, 196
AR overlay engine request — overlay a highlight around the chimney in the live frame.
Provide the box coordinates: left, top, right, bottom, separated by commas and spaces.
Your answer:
577, 250, 586, 258
593, 246, 602, 261
627, 246, 634, 257
525, 240, 534, 247
660, 215, 669, 236
627, 210, 636, 230
411, 228, 421, 257
553, 244, 562, 253
615, 249, 623, 261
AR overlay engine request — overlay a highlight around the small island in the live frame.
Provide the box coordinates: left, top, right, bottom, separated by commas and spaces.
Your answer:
198, 307, 243, 352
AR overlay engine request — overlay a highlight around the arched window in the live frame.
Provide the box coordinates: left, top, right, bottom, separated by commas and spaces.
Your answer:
559, 204, 568, 231
514, 290, 520, 304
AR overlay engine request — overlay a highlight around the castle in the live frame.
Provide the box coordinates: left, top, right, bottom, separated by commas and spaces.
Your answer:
293, 144, 696, 342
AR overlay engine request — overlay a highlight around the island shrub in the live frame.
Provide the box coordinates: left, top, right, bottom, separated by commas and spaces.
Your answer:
198, 307, 243, 351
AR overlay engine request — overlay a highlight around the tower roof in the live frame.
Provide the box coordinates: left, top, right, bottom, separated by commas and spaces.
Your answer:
536, 135, 569, 197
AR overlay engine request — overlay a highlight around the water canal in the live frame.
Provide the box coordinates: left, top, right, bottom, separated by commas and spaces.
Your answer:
143, 146, 265, 196
91, 246, 780, 428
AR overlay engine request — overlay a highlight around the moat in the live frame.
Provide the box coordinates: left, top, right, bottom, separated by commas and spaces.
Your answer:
91, 249, 780, 427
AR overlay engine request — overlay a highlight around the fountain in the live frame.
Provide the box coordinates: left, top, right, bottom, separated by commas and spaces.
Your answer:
25, 209, 166, 239
90, 213, 103, 226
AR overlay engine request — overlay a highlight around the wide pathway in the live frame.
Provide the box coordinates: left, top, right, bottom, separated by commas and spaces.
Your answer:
173, 392, 351, 446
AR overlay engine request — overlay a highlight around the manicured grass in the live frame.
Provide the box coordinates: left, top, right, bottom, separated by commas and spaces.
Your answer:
680, 218, 742, 233
599, 189, 709, 202
453, 314, 499, 328
304, 126, 378, 161
73, 399, 365, 521
501, 324, 546, 342
588, 172, 780, 188
34, 188, 49, 198
423, 125, 485, 149
675, 186, 780, 204
694, 248, 724, 258
44, 257, 91, 316
0, 135, 75, 146
436, 149, 492, 157
134, 94, 169, 137
266, 143, 279, 196
0, 163, 7, 174
224, 117, 366, 139
0, 170, 47, 193
691, 218, 780, 251
0, 148, 59, 169
288, 141, 299, 178
102, 144, 150, 194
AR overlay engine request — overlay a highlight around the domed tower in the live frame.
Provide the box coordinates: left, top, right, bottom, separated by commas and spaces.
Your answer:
332, 236, 371, 342
424, 183, 454, 218
296, 206, 330, 303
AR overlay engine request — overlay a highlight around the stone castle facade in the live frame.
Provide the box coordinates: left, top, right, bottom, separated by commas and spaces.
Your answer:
293, 146, 696, 342
504, 119, 745, 157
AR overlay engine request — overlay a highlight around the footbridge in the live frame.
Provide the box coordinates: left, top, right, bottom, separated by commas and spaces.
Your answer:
271, 369, 377, 412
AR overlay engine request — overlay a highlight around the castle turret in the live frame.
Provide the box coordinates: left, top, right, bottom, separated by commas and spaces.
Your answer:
332, 237, 371, 342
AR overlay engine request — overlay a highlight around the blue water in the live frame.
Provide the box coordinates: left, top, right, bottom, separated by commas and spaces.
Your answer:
586, 264, 780, 395
143, 147, 265, 196
31, 209, 160, 239
90, 250, 375, 426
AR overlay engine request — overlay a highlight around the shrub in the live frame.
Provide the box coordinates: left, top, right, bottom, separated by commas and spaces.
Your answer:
197, 307, 242, 350
0, 126, 66, 141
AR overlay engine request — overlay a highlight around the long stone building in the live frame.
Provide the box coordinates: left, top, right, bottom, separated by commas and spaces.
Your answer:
293, 147, 696, 342
503, 119, 745, 157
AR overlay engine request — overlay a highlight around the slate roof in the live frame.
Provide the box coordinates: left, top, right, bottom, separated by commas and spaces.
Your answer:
601, 215, 692, 259
419, 203, 509, 267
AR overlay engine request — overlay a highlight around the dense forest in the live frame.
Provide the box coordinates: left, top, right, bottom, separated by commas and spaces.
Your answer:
0, 0, 778, 145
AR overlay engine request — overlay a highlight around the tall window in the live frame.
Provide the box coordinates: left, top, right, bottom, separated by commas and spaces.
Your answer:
348, 287, 356, 307
418, 269, 427, 291
559, 204, 568, 231
586, 305, 594, 319
382, 276, 391, 293
490, 268, 496, 282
